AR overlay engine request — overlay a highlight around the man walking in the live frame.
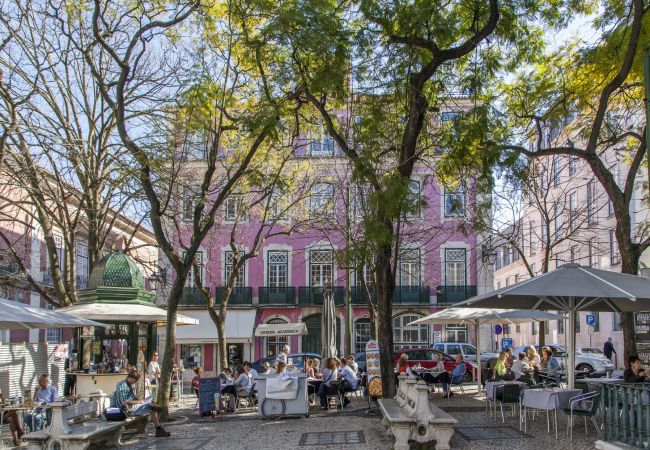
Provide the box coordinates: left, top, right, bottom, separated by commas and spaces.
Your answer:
604, 337, 617, 368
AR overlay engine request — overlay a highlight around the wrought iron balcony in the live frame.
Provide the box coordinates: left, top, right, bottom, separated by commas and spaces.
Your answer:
179, 287, 208, 306
258, 287, 296, 306
350, 285, 376, 305
298, 286, 345, 306
392, 286, 431, 304
215, 287, 253, 306
435, 285, 477, 305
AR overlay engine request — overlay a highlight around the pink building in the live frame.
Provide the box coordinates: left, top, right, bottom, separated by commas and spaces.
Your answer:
162, 100, 494, 376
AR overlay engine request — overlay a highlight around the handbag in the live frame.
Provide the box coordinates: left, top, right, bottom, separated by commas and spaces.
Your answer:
104, 406, 128, 421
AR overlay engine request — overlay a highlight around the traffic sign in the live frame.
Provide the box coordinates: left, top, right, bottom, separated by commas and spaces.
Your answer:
586, 314, 596, 326
501, 338, 513, 351
494, 324, 503, 335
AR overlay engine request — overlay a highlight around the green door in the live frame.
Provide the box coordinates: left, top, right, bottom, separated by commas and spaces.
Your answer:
302, 314, 341, 355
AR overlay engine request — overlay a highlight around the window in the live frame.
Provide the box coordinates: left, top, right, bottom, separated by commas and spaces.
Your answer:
609, 230, 620, 265
540, 173, 548, 196
310, 183, 334, 216
554, 201, 563, 239
612, 312, 622, 331
268, 190, 286, 222
309, 250, 333, 286
552, 157, 561, 187
569, 156, 578, 175
50, 234, 64, 270
225, 251, 245, 287
180, 344, 202, 369
46, 328, 61, 342
554, 251, 564, 269
529, 221, 536, 254
530, 263, 536, 275
266, 318, 288, 357
267, 251, 288, 287
568, 192, 577, 231
76, 243, 88, 288
354, 318, 371, 353
444, 324, 467, 343
181, 130, 208, 160
516, 324, 521, 333
607, 198, 614, 216
532, 321, 538, 336
587, 180, 596, 224
224, 194, 247, 222
444, 187, 465, 217
541, 220, 548, 247
184, 251, 203, 287
404, 180, 422, 219
558, 318, 564, 334
399, 249, 421, 286
310, 122, 335, 156
588, 239, 597, 267
393, 313, 429, 350
444, 248, 466, 286
570, 246, 578, 264
182, 186, 199, 221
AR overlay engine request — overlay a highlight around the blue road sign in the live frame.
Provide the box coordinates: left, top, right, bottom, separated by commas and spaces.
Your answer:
494, 324, 503, 335
586, 314, 596, 326
501, 338, 513, 351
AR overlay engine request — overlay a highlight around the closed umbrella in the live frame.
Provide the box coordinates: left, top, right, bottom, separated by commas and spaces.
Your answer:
0, 298, 106, 329
454, 263, 650, 388
409, 308, 564, 389
321, 287, 337, 360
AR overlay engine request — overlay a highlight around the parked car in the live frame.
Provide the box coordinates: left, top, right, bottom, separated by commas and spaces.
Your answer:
354, 352, 366, 371
392, 348, 477, 382
251, 352, 321, 373
513, 344, 613, 375
432, 342, 498, 369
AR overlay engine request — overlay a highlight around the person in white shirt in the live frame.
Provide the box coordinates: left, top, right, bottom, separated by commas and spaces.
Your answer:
276, 345, 290, 365
346, 355, 359, 374
338, 359, 359, 406
244, 361, 258, 380
511, 352, 531, 379
147, 352, 161, 384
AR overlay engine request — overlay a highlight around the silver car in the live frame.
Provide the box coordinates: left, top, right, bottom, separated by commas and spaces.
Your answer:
433, 342, 498, 369
514, 344, 614, 375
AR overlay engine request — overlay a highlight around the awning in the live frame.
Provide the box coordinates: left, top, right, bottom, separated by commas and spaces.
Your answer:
57, 302, 198, 325
254, 322, 308, 337
171, 310, 256, 343
0, 298, 107, 330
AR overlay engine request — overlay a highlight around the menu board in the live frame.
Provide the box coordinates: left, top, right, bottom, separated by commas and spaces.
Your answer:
198, 378, 221, 414
365, 340, 382, 398
634, 313, 650, 367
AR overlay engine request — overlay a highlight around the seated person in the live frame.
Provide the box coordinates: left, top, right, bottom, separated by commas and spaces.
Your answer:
445, 355, 467, 397
191, 367, 202, 397
396, 354, 410, 374
244, 361, 258, 380
624, 355, 647, 383
221, 364, 254, 410
318, 358, 339, 408
2, 403, 25, 446
260, 361, 271, 374
113, 370, 170, 437
540, 347, 560, 371
492, 351, 508, 380
338, 358, 359, 406
347, 355, 359, 375
24, 374, 58, 431
504, 348, 514, 370
511, 352, 531, 379
268, 361, 286, 375
218, 367, 234, 385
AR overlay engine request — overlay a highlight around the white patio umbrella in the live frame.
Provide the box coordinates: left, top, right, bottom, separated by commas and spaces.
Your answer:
0, 297, 106, 329
453, 263, 650, 388
408, 308, 564, 389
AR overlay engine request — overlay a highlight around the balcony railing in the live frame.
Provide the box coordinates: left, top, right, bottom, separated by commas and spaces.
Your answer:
258, 287, 296, 306
350, 285, 376, 305
179, 287, 207, 306
0, 262, 18, 275
436, 285, 477, 305
298, 286, 345, 306
215, 287, 253, 306
393, 286, 431, 304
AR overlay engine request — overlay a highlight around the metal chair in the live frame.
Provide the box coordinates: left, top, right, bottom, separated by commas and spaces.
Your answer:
495, 384, 521, 423
235, 383, 256, 411
326, 381, 344, 411
563, 391, 600, 440
446, 373, 466, 398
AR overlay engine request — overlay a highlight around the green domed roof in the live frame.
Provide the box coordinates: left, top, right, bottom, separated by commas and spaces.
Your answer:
88, 251, 145, 290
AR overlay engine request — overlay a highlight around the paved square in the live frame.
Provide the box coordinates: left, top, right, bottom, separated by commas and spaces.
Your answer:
134, 437, 213, 449
299, 431, 366, 446
455, 426, 531, 441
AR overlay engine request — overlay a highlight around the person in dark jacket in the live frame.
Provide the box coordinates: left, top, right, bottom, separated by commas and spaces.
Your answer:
604, 337, 616, 365
624, 356, 646, 383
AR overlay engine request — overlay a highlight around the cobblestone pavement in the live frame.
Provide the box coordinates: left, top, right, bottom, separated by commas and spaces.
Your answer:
112, 386, 602, 450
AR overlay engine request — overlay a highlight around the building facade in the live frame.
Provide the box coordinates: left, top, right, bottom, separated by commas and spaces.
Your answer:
160, 99, 494, 376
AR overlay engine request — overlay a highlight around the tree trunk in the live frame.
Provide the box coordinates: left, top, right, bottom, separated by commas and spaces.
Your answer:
620, 245, 640, 370
156, 283, 183, 420
538, 325, 545, 347
376, 244, 396, 398
207, 288, 230, 371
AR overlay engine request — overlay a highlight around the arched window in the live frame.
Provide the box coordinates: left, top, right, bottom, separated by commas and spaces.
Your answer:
354, 318, 371, 354
392, 313, 429, 350
266, 318, 287, 357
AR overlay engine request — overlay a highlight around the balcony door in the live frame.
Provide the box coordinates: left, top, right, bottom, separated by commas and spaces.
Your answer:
302, 313, 340, 355
310, 250, 333, 287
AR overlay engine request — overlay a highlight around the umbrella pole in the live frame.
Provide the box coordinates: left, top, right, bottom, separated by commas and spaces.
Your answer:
476, 319, 482, 393
568, 307, 576, 389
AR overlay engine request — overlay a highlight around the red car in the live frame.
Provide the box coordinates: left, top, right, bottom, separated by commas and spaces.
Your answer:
393, 348, 477, 381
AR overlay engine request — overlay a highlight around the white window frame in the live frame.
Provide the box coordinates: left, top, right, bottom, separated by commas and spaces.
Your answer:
405, 180, 422, 219
552, 157, 561, 187
225, 250, 245, 287
444, 187, 466, 217
529, 221, 536, 254
309, 249, 334, 287
393, 313, 429, 350
444, 248, 466, 286
398, 248, 421, 286
610, 230, 620, 265
267, 251, 288, 287
310, 183, 334, 216
182, 186, 199, 222
224, 194, 248, 223
76, 243, 89, 289
183, 250, 204, 287
587, 180, 596, 224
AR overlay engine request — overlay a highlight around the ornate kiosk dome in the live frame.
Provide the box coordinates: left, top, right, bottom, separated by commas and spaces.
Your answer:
88, 251, 145, 290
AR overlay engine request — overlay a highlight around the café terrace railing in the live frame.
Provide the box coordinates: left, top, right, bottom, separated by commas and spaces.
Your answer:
600, 382, 650, 448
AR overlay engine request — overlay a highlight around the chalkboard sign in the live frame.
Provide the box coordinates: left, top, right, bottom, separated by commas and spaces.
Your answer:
198, 377, 221, 414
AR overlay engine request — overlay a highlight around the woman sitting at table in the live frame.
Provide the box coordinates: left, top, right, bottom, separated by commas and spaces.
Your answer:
492, 351, 508, 380
624, 355, 646, 382
527, 346, 541, 367
540, 347, 560, 371
511, 352, 531, 379
396, 354, 410, 374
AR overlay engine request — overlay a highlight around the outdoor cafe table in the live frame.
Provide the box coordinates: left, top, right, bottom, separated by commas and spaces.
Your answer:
485, 380, 526, 417
521, 387, 582, 438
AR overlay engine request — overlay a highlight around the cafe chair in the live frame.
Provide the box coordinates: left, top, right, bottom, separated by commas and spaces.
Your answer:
446, 373, 466, 398
235, 383, 256, 411
564, 391, 600, 441
495, 384, 521, 423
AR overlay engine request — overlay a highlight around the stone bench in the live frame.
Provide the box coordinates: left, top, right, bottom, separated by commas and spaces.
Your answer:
378, 373, 457, 450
